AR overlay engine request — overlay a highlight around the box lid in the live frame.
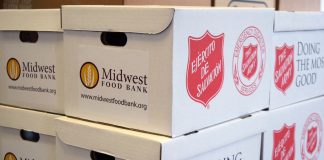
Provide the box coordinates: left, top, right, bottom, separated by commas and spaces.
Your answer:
56, 117, 169, 160
0, 105, 61, 136
274, 11, 324, 32
0, 9, 62, 32
162, 111, 266, 160
56, 111, 267, 160
61, 5, 175, 34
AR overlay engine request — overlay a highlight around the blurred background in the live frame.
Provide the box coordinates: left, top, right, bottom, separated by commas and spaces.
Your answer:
0, 0, 322, 11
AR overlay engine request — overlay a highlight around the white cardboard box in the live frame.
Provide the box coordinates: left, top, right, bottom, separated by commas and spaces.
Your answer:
56, 111, 266, 160
0, 105, 61, 160
62, 6, 273, 137
0, 9, 64, 114
263, 96, 324, 160
270, 12, 324, 109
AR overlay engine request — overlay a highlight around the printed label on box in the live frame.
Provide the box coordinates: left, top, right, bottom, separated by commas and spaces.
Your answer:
4, 152, 17, 160
2, 152, 39, 160
78, 45, 149, 123
186, 31, 224, 107
233, 26, 266, 96
275, 42, 324, 93
301, 113, 323, 160
274, 44, 294, 94
1, 44, 57, 107
272, 123, 296, 160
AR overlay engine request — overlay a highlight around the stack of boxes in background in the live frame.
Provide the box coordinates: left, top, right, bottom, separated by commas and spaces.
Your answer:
0, 2, 323, 160
0, 9, 62, 159
1, 0, 323, 10
264, 12, 324, 160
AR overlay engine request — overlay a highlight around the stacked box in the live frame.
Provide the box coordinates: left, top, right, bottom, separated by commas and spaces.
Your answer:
56, 111, 266, 160
62, 5, 273, 137
267, 12, 324, 158
0, 9, 64, 114
0, 105, 61, 160
263, 96, 324, 160
270, 11, 324, 109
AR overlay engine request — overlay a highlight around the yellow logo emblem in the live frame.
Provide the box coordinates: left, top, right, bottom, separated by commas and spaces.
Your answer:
4, 152, 17, 160
80, 62, 99, 89
6, 58, 21, 81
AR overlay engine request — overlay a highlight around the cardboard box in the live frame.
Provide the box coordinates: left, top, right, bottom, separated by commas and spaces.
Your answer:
263, 96, 324, 160
124, 0, 211, 6
278, 0, 321, 11
270, 12, 324, 109
214, 0, 275, 8
62, 6, 273, 137
56, 111, 266, 160
0, 9, 64, 114
0, 105, 60, 160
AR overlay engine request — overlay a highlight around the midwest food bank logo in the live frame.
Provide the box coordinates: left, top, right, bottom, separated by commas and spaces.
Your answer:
6, 57, 55, 81
233, 26, 266, 96
186, 31, 224, 107
4, 152, 36, 160
80, 62, 99, 89
4, 152, 17, 160
6, 58, 21, 81
79, 62, 148, 93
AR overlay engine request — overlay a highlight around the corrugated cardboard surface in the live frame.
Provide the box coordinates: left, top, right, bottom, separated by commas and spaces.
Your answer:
124, 0, 211, 6
279, 0, 320, 11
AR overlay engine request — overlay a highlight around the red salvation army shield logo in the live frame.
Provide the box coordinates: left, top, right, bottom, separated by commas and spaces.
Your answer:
186, 31, 224, 107
242, 44, 258, 80
233, 26, 266, 96
301, 113, 323, 160
307, 127, 318, 154
272, 123, 296, 160
274, 44, 294, 94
